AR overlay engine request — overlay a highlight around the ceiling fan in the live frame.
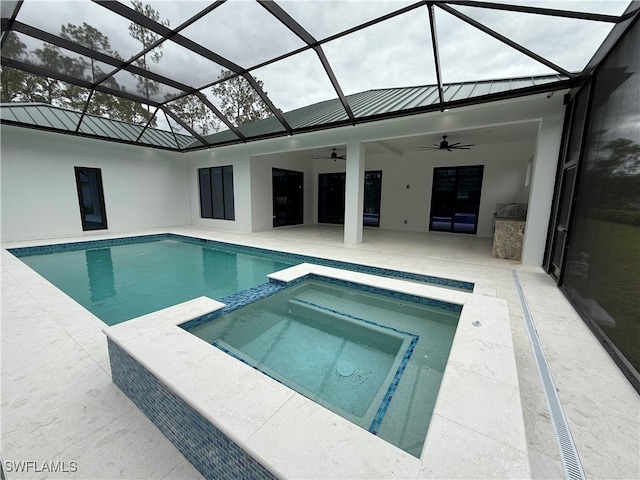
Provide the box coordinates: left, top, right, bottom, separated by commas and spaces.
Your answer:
315, 148, 346, 161
418, 135, 475, 152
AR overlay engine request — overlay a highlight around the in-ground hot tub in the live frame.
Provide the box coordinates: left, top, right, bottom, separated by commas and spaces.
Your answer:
184, 276, 460, 457
105, 263, 529, 479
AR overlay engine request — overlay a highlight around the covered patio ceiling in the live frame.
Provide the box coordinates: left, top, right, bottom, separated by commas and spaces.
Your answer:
1, 0, 637, 152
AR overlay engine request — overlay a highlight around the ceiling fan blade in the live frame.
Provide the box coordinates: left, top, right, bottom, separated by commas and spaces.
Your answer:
418, 136, 474, 152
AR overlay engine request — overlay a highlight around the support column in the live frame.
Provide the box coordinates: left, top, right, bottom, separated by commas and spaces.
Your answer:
522, 109, 564, 265
344, 141, 365, 245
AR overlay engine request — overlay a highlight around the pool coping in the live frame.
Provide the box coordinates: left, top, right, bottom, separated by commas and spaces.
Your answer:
103, 263, 530, 479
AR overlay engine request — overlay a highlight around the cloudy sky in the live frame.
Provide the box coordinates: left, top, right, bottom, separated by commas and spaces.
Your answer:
10, 0, 632, 128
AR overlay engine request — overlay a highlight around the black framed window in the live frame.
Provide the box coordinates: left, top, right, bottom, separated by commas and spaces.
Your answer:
74, 166, 108, 231
199, 166, 234, 220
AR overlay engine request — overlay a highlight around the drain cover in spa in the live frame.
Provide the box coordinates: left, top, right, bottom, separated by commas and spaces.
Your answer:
335, 361, 355, 377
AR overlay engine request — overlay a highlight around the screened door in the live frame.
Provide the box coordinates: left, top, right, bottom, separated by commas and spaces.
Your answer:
75, 167, 108, 231
546, 84, 589, 282
549, 166, 578, 279
429, 166, 483, 234
273, 168, 304, 227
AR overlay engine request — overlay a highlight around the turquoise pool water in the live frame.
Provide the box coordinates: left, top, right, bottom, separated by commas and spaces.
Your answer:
11, 233, 472, 330
187, 278, 460, 457
15, 238, 295, 325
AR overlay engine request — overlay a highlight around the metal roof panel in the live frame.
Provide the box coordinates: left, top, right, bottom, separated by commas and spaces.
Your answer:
1, 73, 571, 150
49, 108, 80, 131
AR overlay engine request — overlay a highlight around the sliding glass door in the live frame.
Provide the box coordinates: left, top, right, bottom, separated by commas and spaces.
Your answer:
273, 168, 303, 227
318, 171, 382, 227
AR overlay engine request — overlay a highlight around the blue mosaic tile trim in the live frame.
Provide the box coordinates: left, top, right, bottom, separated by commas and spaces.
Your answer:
166, 232, 473, 292
218, 282, 286, 314
369, 335, 419, 435
8, 234, 167, 257
108, 338, 277, 480
292, 297, 420, 435
305, 274, 463, 313
182, 274, 461, 335
180, 282, 287, 331
10, 232, 474, 291
293, 297, 418, 337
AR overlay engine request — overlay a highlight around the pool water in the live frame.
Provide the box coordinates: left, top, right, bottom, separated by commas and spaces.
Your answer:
187, 279, 459, 457
16, 239, 295, 325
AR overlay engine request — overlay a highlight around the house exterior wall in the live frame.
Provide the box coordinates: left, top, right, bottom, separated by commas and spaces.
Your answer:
363, 141, 534, 237
185, 93, 563, 265
1, 92, 564, 266
0, 126, 191, 243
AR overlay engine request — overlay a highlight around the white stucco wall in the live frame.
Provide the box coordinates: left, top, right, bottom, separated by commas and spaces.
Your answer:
1, 92, 564, 265
0, 126, 191, 242
181, 93, 563, 264
362, 140, 534, 237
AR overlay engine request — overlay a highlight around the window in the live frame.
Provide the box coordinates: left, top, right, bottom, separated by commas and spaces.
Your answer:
74, 166, 108, 231
199, 166, 235, 220
429, 166, 484, 234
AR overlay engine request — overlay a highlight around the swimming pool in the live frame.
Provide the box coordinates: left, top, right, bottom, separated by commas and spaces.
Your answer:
9, 233, 473, 326
11, 236, 295, 325
186, 277, 460, 457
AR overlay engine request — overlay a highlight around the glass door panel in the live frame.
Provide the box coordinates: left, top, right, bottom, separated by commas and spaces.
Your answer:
363, 171, 382, 227
318, 172, 345, 224
430, 166, 483, 234
318, 171, 382, 227
273, 168, 303, 227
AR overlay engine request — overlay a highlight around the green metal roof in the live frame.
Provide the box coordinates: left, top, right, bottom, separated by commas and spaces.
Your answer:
1, 74, 571, 151
194, 74, 570, 149
0, 102, 195, 150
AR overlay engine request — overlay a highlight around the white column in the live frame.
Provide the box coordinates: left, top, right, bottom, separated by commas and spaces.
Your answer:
522, 109, 564, 265
344, 141, 365, 245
